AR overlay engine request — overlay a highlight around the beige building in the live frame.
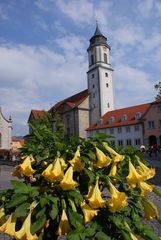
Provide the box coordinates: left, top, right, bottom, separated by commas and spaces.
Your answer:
143, 98, 161, 147
0, 108, 12, 150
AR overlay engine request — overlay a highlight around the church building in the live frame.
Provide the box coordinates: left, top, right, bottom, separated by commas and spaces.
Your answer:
28, 24, 161, 149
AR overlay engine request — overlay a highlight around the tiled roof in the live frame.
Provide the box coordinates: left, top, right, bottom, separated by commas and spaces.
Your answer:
87, 103, 150, 131
50, 89, 89, 112
31, 110, 46, 119
151, 97, 161, 105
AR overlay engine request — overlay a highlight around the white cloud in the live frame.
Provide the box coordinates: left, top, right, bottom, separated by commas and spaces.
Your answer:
56, 0, 94, 24
0, 37, 88, 135
0, 4, 9, 20
114, 64, 155, 108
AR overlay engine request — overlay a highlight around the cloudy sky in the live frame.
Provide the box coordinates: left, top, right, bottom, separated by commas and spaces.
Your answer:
0, 0, 161, 136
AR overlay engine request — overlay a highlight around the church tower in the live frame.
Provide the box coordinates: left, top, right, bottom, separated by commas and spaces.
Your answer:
87, 24, 115, 125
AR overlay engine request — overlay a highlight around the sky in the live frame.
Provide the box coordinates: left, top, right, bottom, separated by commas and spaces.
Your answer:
0, 0, 161, 136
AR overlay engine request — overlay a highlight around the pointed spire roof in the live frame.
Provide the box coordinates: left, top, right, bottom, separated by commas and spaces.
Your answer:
87, 23, 110, 51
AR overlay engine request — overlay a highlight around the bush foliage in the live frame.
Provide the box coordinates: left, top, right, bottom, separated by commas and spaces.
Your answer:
0, 124, 161, 240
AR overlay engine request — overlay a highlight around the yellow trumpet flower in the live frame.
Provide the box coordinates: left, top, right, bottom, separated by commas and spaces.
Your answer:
137, 160, 155, 181
15, 212, 38, 240
80, 202, 99, 223
0, 208, 6, 226
0, 214, 15, 234
87, 180, 105, 209
109, 163, 117, 177
12, 165, 23, 178
56, 210, 71, 236
142, 199, 159, 220
19, 156, 36, 177
59, 157, 67, 170
103, 142, 125, 162
42, 158, 64, 182
84, 185, 94, 200
60, 166, 77, 190
95, 147, 111, 168
126, 161, 143, 188
138, 181, 154, 196
108, 181, 128, 213
69, 146, 84, 172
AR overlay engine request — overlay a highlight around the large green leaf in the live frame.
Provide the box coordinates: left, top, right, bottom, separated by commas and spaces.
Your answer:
49, 203, 58, 220
14, 202, 30, 217
31, 214, 46, 234
6, 194, 28, 208
95, 231, 111, 240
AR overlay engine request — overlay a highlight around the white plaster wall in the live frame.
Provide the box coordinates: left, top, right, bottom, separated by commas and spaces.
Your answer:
88, 124, 144, 149
0, 113, 12, 149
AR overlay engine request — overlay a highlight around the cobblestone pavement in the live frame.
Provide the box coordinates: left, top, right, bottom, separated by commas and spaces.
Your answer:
0, 154, 161, 238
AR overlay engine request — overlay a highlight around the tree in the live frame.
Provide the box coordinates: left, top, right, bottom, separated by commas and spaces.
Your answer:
154, 82, 161, 100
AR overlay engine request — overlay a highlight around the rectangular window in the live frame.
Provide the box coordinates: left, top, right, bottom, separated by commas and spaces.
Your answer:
159, 120, 161, 128
107, 103, 110, 108
157, 105, 161, 112
93, 93, 95, 98
148, 121, 155, 129
92, 73, 94, 78
110, 140, 115, 147
134, 125, 139, 131
106, 83, 109, 87
105, 72, 108, 77
135, 138, 141, 146
91, 55, 94, 65
118, 127, 122, 133
118, 140, 123, 146
92, 84, 95, 88
126, 126, 130, 133
126, 139, 132, 145
110, 128, 114, 134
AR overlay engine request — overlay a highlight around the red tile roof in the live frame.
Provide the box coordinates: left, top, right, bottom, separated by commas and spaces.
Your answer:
151, 97, 161, 105
50, 89, 89, 112
31, 110, 46, 119
87, 103, 150, 131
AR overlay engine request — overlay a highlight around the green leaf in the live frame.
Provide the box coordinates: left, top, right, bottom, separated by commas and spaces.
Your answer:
11, 180, 29, 194
84, 168, 95, 184
49, 203, 58, 220
69, 190, 83, 202
36, 206, 46, 219
67, 232, 81, 240
14, 202, 30, 217
6, 194, 28, 208
31, 214, 46, 234
95, 231, 111, 240
68, 210, 84, 231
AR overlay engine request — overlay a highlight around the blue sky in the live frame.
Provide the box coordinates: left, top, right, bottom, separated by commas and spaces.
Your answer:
0, 0, 161, 136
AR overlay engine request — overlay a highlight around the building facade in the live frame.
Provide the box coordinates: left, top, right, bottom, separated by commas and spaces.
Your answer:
0, 108, 12, 150
28, 24, 161, 149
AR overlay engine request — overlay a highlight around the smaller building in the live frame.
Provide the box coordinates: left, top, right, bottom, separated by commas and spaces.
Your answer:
0, 108, 12, 150
87, 103, 150, 149
143, 98, 161, 148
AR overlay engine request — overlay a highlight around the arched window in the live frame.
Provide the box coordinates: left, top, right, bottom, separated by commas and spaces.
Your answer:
104, 53, 107, 63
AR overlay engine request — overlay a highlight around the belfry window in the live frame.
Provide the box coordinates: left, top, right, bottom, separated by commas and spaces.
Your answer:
104, 53, 107, 63
91, 54, 94, 65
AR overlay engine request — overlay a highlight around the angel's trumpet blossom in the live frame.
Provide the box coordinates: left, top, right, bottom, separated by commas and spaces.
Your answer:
60, 166, 77, 190
126, 161, 143, 188
56, 210, 71, 236
80, 202, 99, 223
69, 146, 84, 172
137, 160, 155, 181
87, 179, 105, 209
103, 142, 125, 162
95, 147, 111, 168
15, 212, 38, 240
42, 158, 64, 182
142, 199, 159, 220
108, 181, 128, 213
18, 156, 35, 177
0, 208, 6, 226
138, 181, 154, 196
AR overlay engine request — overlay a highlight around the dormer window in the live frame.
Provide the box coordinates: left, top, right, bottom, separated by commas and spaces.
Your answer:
108, 116, 115, 124
135, 112, 141, 120
121, 114, 127, 122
